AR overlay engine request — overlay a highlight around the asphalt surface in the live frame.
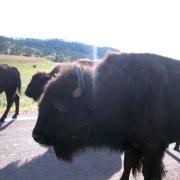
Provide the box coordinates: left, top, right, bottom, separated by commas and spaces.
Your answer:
0, 114, 179, 180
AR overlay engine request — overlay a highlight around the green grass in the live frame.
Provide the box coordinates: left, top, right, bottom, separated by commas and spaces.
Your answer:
0, 54, 56, 113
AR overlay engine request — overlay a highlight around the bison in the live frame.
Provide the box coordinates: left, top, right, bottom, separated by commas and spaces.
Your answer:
32, 52, 180, 180
0, 64, 21, 122
25, 59, 97, 101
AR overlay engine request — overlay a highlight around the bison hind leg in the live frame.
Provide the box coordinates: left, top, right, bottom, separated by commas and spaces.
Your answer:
142, 144, 167, 180
12, 94, 20, 119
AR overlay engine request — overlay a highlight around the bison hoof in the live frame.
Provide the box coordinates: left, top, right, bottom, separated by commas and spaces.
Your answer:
0, 119, 5, 122
12, 114, 18, 118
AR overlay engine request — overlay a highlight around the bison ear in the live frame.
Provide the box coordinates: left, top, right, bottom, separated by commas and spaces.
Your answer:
72, 65, 85, 98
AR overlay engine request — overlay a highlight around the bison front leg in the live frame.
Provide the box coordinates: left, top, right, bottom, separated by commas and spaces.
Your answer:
120, 149, 142, 180
12, 94, 20, 118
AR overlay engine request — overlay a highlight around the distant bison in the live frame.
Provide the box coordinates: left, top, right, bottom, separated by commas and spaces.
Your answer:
33, 53, 180, 180
0, 64, 21, 122
25, 59, 97, 101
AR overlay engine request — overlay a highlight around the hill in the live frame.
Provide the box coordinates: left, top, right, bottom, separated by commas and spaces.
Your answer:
0, 36, 119, 62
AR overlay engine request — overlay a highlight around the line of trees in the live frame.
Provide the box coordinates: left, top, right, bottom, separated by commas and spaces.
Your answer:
0, 36, 119, 62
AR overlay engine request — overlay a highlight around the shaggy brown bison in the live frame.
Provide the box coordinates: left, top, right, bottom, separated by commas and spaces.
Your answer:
0, 64, 21, 122
25, 59, 97, 101
33, 52, 180, 180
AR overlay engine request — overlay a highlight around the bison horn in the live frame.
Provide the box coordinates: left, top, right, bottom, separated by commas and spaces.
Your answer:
72, 65, 84, 98
52, 72, 60, 78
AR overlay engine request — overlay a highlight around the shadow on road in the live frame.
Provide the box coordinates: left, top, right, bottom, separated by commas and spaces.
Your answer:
0, 119, 16, 131
0, 148, 122, 180
165, 149, 180, 164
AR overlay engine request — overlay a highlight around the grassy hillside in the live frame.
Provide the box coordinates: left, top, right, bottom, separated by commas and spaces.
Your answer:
0, 36, 119, 62
0, 54, 56, 113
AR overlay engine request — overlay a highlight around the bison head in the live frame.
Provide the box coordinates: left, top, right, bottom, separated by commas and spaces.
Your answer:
25, 72, 52, 101
32, 65, 92, 162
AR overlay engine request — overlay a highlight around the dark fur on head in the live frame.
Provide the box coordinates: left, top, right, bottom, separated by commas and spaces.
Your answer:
25, 60, 97, 101
25, 71, 52, 101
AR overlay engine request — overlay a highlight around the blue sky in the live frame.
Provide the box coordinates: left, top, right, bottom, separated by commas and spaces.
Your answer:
1, 0, 180, 59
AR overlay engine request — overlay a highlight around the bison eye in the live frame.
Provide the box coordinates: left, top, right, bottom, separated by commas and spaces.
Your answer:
54, 103, 68, 112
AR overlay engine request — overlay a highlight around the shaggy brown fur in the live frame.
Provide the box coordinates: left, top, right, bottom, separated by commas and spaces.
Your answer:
0, 64, 21, 122
33, 52, 180, 180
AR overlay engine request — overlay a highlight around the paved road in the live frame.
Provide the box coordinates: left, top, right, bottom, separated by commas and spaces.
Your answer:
0, 115, 179, 180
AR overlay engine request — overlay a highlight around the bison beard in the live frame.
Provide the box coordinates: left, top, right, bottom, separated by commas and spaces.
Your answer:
53, 143, 74, 162
53, 136, 89, 162
53, 142, 78, 162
